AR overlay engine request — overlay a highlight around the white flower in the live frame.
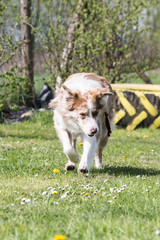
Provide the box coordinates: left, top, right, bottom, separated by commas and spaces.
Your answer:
61, 191, 69, 199
109, 188, 114, 193
104, 179, 108, 183
155, 230, 160, 235
21, 198, 27, 202
42, 191, 47, 196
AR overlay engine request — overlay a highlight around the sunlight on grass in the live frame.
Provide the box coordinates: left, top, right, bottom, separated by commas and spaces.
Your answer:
0, 111, 160, 240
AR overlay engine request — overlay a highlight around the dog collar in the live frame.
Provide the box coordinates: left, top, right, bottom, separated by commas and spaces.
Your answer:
105, 112, 112, 137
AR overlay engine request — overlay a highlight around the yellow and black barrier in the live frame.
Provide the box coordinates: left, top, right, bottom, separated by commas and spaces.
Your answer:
111, 84, 160, 130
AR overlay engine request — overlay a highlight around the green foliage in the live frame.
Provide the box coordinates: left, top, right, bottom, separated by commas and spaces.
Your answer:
38, 0, 160, 85
0, 69, 28, 110
0, 1, 28, 110
0, 111, 160, 239
0, 0, 160, 108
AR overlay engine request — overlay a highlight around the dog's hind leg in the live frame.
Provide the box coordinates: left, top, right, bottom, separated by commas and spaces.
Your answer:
94, 136, 108, 169
94, 149, 103, 169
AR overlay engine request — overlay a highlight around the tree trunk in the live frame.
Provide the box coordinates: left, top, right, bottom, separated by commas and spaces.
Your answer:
134, 66, 153, 84
21, 0, 36, 107
55, 1, 81, 94
136, 70, 153, 84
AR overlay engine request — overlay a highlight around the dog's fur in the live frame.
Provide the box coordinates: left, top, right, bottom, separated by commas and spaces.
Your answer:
49, 73, 114, 173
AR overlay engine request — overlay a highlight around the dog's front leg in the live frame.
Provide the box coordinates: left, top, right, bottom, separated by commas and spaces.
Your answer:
56, 128, 79, 170
78, 135, 98, 174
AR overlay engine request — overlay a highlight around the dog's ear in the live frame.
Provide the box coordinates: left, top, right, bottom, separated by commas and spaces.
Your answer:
62, 84, 74, 98
62, 84, 80, 101
96, 88, 113, 100
48, 98, 58, 108
95, 89, 113, 109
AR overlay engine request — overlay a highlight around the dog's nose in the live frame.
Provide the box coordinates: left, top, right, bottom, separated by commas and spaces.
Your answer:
90, 128, 97, 134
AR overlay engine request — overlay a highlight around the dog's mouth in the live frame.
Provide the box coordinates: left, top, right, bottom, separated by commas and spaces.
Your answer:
88, 133, 95, 137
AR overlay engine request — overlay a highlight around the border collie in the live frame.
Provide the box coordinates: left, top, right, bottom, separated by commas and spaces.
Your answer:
49, 73, 114, 173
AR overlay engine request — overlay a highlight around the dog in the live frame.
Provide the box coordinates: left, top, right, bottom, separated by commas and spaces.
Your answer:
49, 73, 114, 173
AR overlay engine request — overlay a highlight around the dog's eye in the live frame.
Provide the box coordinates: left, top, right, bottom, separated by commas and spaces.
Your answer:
80, 112, 87, 119
92, 110, 99, 117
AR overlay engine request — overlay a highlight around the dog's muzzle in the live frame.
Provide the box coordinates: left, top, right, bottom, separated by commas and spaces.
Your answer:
88, 128, 97, 137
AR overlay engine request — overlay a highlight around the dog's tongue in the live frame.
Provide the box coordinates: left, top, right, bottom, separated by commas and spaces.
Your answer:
105, 112, 112, 137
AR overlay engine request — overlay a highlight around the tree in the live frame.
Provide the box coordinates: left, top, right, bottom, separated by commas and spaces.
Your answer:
21, 0, 35, 107
39, 0, 159, 88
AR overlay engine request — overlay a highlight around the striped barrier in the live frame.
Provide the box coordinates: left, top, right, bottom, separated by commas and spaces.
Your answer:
111, 84, 160, 130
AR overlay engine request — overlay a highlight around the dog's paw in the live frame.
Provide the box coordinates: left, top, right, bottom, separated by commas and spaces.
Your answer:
65, 162, 76, 171
95, 163, 103, 169
78, 167, 88, 174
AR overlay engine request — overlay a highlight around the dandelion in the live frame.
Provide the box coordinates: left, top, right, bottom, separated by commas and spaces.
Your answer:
143, 135, 148, 138
53, 169, 59, 173
52, 191, 58, 195
138, 151, 142, 154
83, 193, 89, 197
123, 156, 126, 158
79, 142, 83, 146
56, 150, 59, 152
53, 234, 66, 240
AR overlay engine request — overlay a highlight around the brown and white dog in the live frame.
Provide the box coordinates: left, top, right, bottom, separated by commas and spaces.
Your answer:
49, 73, 114, 173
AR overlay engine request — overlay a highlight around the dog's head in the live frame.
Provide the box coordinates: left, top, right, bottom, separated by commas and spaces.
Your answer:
49, 85, 113, 137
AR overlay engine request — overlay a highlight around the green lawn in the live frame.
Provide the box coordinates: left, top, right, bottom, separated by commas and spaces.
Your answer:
34, 69, 160, 93
120, 69, 160, 84
0, 111, 160, 240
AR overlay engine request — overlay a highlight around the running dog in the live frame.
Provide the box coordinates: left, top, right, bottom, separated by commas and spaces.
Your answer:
49, 73, 114, 173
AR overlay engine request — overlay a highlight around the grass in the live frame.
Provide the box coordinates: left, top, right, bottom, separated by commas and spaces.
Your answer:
120, 69, 160, 85
0, 111, 160, 240
34, 69, 160, 92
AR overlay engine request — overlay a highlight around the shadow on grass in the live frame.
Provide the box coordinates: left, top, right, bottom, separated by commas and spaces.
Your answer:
91, 165, 160, 176
0, 132, 57, 141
